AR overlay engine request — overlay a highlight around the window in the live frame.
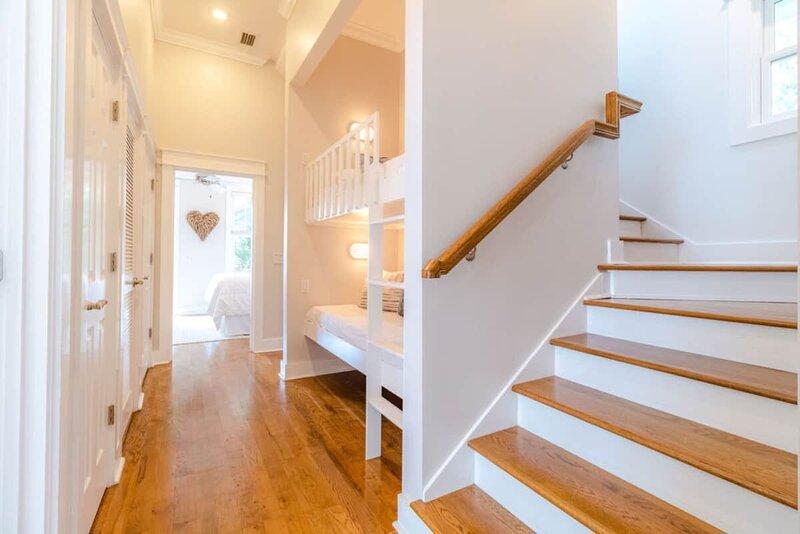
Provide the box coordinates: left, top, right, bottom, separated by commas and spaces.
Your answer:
763, 0, 798, 119
729, 0, 798, 144
228, 192, 252, 272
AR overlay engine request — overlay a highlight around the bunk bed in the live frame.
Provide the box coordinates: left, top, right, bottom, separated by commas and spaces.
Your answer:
304, 112, 405, 458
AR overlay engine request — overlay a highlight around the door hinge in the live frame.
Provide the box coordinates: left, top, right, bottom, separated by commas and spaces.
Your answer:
149, 252, 154, 265
150, 179, 155, 191
148, 327, 153, 340
111, 100, 120, 122
110, 252, 117, 273
107, 405, 116, 426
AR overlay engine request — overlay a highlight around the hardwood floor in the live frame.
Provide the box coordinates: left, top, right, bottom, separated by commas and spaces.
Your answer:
91, 339, 402, 533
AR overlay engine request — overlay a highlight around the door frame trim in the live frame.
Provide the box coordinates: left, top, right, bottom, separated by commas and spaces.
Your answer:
155, 149, 269, 361
1, 0, 67, 530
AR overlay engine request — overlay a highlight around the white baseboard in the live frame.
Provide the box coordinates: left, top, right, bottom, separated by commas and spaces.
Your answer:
112, 457, 126, 485
279, 356, 354, 380
150, 350, 172, 366
251, 336, 282, 353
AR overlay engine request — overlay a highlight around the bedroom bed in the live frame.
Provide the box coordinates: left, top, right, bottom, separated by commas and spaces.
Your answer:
304, 304, 404, 398
205, 272, 251, 337
304, 111, 406, 455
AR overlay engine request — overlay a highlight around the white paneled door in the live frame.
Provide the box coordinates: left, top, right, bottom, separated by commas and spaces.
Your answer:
76, 19, 121, 532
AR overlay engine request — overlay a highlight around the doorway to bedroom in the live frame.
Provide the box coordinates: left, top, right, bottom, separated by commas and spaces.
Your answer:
172, 171, 254, 345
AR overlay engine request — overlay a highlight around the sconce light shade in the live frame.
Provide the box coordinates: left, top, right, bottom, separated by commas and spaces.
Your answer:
348, 121, 375, 142
349, 242, 369, 260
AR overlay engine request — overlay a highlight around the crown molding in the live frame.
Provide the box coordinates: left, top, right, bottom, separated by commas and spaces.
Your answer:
277, 0, 297, 20
149, 0, 269, 66
341, 21, 404, 53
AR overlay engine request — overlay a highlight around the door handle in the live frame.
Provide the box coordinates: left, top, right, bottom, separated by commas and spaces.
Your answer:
86, 299, 109, 311
128, 278, 145, 287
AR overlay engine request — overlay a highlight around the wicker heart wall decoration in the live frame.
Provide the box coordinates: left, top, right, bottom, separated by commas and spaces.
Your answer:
186, 210, 220, 242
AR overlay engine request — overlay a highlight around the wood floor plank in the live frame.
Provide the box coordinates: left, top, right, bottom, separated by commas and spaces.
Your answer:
620, 236, 684, 244
598, 263, 798, 272
411, 485, 533, 533
550, 333, 797, 404
584, 298, 798, 329
513, 377, 798, 508
469, 427, 721, 533
91, 339, 402, 533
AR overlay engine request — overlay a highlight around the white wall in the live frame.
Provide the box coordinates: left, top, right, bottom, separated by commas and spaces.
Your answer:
618, 0, 798, 262
403, 0, 620, 500
151, 41, 285, 345
173, 181, 228, 314
117, 0, 154, 106
282, 35, 405, 378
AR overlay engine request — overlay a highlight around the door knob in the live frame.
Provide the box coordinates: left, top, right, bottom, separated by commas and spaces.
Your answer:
86, 299, 109, 311
129, 278, 144, 287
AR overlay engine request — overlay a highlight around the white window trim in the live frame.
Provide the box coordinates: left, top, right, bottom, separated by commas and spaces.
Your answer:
729, 0, 798, 145
225, 189, 253, 272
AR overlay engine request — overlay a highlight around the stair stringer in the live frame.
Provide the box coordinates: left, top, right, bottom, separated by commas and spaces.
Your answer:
419, 275, 607, 502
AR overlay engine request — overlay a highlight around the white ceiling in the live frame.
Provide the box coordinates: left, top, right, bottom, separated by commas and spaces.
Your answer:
150, 0, 404, 67
151, 0, 286, 66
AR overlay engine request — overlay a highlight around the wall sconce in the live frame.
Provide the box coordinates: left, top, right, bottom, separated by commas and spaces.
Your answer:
349, 242, 369, 260
348, 121, 375, 142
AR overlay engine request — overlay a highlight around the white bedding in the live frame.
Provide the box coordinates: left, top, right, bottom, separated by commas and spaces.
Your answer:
206, 272, 251, 335
306, 304, 404, 351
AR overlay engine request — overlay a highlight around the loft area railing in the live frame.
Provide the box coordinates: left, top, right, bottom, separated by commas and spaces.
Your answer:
422, 91, 642, 279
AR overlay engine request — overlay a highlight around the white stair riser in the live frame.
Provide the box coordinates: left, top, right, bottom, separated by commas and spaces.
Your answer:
622, 241, 680, 263
555, 347, 797, 452
517, 397, 799, 533
619, 219, 642, 237
588, 306, 799, 372
609, 270, 797, 302
474, 453, 591, 533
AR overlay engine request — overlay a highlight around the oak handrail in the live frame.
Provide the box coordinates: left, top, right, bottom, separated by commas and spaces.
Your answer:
422, 91, 642, 279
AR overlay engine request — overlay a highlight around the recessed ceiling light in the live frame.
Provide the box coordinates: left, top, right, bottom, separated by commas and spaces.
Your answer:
211, 8, 228, 21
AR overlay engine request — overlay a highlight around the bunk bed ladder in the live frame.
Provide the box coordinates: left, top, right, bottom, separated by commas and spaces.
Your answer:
364, 112, 403, 459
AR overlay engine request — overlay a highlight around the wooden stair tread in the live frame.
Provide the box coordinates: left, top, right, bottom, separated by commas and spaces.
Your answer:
512, 377, 798, 508
620, 214, 646, 222
584, 298, 798, 329
551, 333, 797, 404
620, 236, 684, 244
411, 485, 533, 533
598, 263, 798, 272
469, 427, 722, 533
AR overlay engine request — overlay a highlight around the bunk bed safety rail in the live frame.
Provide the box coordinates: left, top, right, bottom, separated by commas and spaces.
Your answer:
305, 113, 381, 223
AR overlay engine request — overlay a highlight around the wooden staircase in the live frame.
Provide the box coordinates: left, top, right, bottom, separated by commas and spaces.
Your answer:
411, 223, 799, 532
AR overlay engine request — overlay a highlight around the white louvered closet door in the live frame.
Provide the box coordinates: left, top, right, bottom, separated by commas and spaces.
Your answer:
118, 125, 136, 448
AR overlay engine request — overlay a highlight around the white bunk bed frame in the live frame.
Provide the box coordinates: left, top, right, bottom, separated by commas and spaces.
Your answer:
304, 112, 406, 459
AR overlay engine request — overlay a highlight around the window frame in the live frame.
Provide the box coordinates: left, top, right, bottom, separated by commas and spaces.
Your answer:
729, 0, 798, 145
225, 190, 253, 272
761, 0, 798, 122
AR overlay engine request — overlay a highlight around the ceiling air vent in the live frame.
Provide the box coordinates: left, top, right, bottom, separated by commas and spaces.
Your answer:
240, 32, 257, 47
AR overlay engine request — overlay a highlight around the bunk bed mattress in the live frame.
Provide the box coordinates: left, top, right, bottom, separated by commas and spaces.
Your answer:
305, 304, 403, 351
